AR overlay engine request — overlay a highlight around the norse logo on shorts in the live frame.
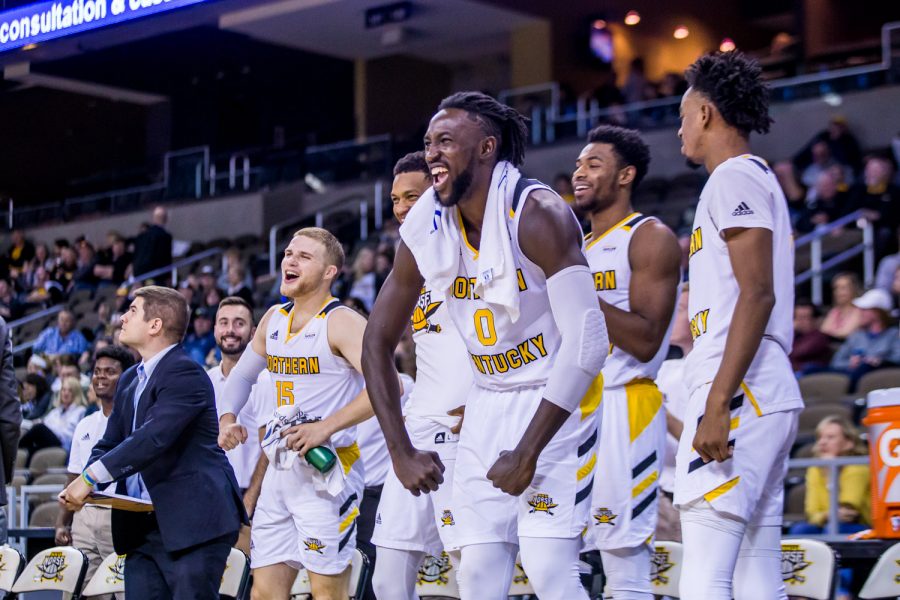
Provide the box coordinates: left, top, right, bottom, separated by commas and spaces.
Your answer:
304, 538, 327, 554
411, 290, 442, 334
106, 555, 126, 584
593, 507, 617, 525
781, 544, 812, 585
513, 560, 529, 584
35, 551, 67, 583
894, 559, 900, 583
650, 546, 674, 585
417, 551, 452, 585
440, 510, 455, 527
527, 493, 558, 515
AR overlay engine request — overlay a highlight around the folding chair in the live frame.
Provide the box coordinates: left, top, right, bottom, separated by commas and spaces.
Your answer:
11, 546, 88, 598
781, 538, 836, 600
80, 552, 125, 597
219, 548, 251, 600
291, 549, 369, 599
0, 545, 25, 593
415, 551, 460, 598
650, 541, 683, 598
859, 541, 900, 598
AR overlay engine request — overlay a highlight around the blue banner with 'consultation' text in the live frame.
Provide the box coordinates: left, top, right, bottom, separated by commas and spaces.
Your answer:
0, 0, 210, 53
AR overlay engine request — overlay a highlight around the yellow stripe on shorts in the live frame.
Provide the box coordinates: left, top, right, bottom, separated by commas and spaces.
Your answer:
577, 453, 597, 481
626, 379, 663, 442
579, 374, 604, 421
336, 442, 361, 475
632, 470, 658, 499
338, 506, 359, 533
703, 476, 741, 503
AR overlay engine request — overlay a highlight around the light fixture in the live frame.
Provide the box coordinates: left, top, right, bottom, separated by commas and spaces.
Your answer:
22, 43, 37, 51
624, 10, 641, 26
592, 19, 608, 30
673, 25, 689, 40
719, 38, 736, 52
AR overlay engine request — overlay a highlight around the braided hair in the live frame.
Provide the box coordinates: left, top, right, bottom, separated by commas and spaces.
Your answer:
437, 91, 530, 167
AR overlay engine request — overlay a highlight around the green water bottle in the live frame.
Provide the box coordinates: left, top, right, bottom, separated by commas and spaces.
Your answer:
306, 446, 337, 473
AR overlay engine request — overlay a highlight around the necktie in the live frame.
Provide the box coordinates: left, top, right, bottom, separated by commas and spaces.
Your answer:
125, 365, 149, 500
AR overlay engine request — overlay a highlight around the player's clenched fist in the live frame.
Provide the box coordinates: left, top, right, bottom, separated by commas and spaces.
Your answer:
487, 449, 536, 496
393, 448, 444, 496
218, 421, 248, 450
693, 400, 733, 464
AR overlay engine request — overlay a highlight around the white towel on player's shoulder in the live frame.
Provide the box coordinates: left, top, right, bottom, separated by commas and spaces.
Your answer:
399, 160, 524, 321
260, 404, 346, 496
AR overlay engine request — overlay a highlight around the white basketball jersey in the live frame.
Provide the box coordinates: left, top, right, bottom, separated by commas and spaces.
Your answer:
405, 285, 473, 426
445, 180, 564, 390
585, 213, 675, 388
685, 155, 802, 414
266, 298, 364, 448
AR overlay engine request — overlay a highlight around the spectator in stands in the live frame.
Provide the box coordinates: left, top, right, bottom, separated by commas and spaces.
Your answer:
850, 154, 900, 256
217, 247, 253, 292
874, 226, 900, 293
805, 169, 851, 226
224, 264, 254, 307
53, 246, 78, 293
26, 354, 48, 377
830, 288, 898, 389
24, 265, 65, 307
349, 246, 378, 312
32, 243, 53, 272
93, 232, 132, 286
797, 140, 854, 191
51, 357, 91, 397
820, 272, 864, 339
794, 115, 862, 176
790, 300, 834, 374
55, 345, 134, 590
553, 172, 576, 206
0, 313, 18, 546
204, 286, 224, 310
0, 279, 17, 320
33, 309, 89, 358
131, 205, 172, 277
5, 229, 34, 277
20, 375, 87, 456
73, 241, 99, 291
20, 373, 51, 420
183, 306, 216, 365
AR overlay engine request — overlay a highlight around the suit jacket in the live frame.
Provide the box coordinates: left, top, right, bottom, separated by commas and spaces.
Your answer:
89, 345, 246, 553
0, 318, 21, 505
131, 225, 172, 277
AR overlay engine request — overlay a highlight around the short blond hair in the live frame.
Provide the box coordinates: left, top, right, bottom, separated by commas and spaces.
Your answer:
815, 415, 868, 456
293, 227, 345, 271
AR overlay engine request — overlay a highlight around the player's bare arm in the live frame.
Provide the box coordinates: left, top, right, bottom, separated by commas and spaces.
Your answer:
694, 226, 774, 463
487, 189, 597, 496
218, 306, 275, 450
599, 221, 681, 361
242, 427, 269, 519
282, 307, 374, 454
363, 242, 446, 496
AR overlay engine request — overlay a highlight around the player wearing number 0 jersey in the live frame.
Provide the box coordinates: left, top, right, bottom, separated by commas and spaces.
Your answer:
573, 125, 681, 600
674, 52, 803, 600
363, 92, 608, 600
370, 152, 473, 600
218, 228, 372, 600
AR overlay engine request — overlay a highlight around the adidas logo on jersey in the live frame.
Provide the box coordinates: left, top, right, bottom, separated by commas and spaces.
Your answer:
732, 202, 754, 216
269, 330, 279, 340
80, 432, 91, 441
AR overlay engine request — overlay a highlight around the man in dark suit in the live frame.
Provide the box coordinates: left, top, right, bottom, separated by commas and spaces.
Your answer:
131, 206, 173, 277
0, 315, 22, 544
59, 285, 246, 599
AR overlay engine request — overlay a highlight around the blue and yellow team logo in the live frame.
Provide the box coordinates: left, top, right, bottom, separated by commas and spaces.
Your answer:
35, 551, 67, 583
106, 555, 125, 584
411, 289, 442, 334
651, 546, 674, 585
894, 559, 900, 583
304, 538, 327, 555
440, 509, 455, 527
513, 560, 529, 585
781, 544, 812, 585
527, 493, 558, 515
593, 507, 617, 526
417, 551, 453, 585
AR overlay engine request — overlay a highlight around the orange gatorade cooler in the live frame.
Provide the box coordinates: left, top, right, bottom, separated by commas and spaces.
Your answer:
863, 388, 900, 538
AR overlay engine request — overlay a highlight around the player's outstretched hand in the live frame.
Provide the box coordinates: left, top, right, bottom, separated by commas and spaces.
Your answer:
693, 402, 733, 463
282, 420, 332, 457
487, 450, 536, 496
394, 448, 445, 496
448, 405, 466, 435
219, 422, 248, 450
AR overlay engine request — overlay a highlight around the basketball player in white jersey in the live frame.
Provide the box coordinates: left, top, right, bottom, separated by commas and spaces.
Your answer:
674, 52, 802, 600
218, 228, 372, 600
370, 152, 472, 599
363, 92, 608, 600
573, 125, 681, 599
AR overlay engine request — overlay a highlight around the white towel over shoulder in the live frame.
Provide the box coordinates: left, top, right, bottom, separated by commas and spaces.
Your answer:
400, 160, 524, 321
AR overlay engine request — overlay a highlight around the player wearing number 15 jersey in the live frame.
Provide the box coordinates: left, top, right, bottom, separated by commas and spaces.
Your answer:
363, 92, 608, 600
218, 228, 371, 600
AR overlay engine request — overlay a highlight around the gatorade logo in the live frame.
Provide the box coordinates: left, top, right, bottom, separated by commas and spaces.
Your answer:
879, 429, 900, 467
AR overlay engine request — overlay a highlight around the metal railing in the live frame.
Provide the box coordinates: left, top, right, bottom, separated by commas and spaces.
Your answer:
126, 247, 224, 289
794, 210, 875, 305
785, 455, 869, 539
